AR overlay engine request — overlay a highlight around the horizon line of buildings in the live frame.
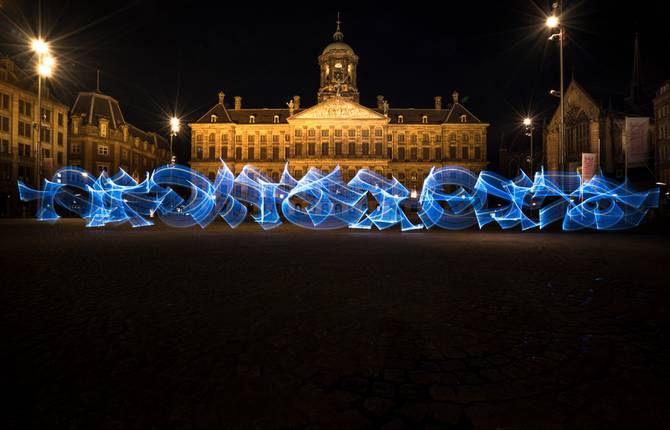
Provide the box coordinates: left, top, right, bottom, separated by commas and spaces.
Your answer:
1, 19, 669, 217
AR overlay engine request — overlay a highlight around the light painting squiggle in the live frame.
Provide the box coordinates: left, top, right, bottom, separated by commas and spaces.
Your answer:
18, 163, 659, 231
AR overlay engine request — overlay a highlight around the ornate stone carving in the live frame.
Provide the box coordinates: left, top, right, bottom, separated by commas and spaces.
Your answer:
291, 98, 386, 120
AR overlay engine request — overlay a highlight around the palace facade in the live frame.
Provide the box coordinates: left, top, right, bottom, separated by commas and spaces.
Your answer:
190, 20, 489, 192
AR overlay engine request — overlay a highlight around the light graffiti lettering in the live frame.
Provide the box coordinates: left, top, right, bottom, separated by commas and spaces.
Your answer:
18, 163, 659, 231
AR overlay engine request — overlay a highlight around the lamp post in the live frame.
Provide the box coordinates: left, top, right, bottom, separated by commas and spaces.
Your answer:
523, 117, 534, 175
547, 2, 564, 171
31, 38, 54, 190
169, 116, 180, 164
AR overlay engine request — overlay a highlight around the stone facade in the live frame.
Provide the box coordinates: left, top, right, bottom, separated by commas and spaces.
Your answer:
68, 91, 170, 179
0, 57, 69, 217
653, 79, 670, 185
543, 79, 652, 178
189, 21, 488, 192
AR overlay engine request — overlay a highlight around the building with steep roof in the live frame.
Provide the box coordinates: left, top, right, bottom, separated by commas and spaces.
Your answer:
68, 88, 170, 179
543, 78, 653, 181
189, 18, 489, 191
0, 56, 69, 217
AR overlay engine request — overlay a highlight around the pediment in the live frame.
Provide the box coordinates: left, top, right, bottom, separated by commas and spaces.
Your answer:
289, 97, 388, 121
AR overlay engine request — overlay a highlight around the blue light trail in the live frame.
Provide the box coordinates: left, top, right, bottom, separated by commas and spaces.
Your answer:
18, 163, 659, 231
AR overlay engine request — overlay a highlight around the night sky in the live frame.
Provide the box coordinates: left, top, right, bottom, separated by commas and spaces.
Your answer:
1, 0, 669, 168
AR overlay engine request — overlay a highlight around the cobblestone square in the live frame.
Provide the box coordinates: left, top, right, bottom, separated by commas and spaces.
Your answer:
2, 219, 669, 429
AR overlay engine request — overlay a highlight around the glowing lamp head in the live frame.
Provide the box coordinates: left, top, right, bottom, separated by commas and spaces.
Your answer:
37, 63, 52, 77
31, 38, 49, 54
170, 117, 180, 134
546, 15, 560, 29
43, 55, 55, 67
523, 117, 532, 126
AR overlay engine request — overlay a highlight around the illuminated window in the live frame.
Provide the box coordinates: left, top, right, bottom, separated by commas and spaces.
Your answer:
273, 115, 280, 124
460, 114, 467, 123
97, 144, 109, 156
100, 122, 108, 138
398, 115, 404, 124
211, 114, 217, 123
249, 115, 255, 124
71, 144, 81, 154
422, 115, 428, 124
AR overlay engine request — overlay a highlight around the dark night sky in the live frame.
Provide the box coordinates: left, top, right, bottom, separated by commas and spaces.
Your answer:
1, 0, 669, 168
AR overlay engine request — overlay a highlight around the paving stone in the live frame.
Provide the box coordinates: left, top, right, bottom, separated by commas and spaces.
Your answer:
363, 397, 394, 417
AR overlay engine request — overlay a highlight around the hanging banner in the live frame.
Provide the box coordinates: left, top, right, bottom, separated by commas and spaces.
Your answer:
625, 116, 650, 166
581, 153, 597, 183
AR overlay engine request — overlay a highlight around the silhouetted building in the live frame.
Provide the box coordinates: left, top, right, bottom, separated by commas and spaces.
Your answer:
543, 79, 653, 180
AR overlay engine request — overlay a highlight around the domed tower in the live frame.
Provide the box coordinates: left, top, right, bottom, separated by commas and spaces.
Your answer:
317, 14, 359, 103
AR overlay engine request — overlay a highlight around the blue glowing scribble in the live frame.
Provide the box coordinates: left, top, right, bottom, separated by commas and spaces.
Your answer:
18, 163, 659, 231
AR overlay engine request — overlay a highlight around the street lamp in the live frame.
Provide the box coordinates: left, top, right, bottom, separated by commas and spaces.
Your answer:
169, 116, 180, 164
547, 2, 564, 172
31, 38, 56, 190
523, 117, 534, 175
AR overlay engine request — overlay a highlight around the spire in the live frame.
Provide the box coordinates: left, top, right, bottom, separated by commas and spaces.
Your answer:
629, 32, 641, 104
333, 12, 344, 42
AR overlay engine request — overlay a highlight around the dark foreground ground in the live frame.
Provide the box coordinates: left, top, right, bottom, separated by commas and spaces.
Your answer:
2, 219, 670, 429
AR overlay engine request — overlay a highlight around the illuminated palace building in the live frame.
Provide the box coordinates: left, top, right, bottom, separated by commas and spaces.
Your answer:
190, 20, 489, 191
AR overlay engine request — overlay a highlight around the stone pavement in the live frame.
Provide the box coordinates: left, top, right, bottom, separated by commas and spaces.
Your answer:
1, 219, 669, 429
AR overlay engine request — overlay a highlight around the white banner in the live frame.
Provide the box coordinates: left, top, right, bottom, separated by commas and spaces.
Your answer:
581, 153, 597, 183
625, 116, 650, 166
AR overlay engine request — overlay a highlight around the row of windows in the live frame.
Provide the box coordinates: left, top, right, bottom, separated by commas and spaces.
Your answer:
0, 117, 63, 144
204, 168, 459, 186
194, 143, 483, 162
196, 131, 483, 146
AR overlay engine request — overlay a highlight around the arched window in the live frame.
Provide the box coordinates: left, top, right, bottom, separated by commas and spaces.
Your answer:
211, 114, 217, 123
208, 133, 216, 144
460, 114, 467, 123
249, 115, 255, 124
397, 115, 404, 124
421, 115, 428, 124
196, 134, 203, 144
273, 115, 280, 124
